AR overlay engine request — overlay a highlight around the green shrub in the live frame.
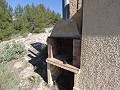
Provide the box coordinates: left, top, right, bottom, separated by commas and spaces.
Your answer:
0, 28, 14, 41
20, 28, 29, 37
0, 41, 26, 62
32, 27, 44, 33
0, 63, 20, 90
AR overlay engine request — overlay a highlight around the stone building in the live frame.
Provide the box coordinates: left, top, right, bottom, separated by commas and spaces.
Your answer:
46, 0, 120, 90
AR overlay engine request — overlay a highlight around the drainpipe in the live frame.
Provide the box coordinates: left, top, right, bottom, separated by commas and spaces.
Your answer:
62, 0, 69, 20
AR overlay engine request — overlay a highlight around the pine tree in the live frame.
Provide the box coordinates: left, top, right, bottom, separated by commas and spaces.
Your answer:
0, 0, 61, 41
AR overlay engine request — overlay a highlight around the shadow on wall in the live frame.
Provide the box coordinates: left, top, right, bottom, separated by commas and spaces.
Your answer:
27, 42, 48, 82
71, 8, 83, 36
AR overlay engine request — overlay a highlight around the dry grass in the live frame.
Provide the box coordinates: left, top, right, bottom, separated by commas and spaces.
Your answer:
0, 62, 20, 90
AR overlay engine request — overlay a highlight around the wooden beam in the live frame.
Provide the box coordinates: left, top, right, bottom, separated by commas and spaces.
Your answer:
46, 58, 79, 73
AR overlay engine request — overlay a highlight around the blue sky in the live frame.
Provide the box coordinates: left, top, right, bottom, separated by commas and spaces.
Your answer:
6, 0, 62, 15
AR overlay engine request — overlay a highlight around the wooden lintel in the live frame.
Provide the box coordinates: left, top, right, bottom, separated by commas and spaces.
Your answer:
46, 58, 79, 73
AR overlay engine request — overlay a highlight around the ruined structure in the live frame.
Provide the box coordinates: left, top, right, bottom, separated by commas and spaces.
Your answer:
46, 0, 82, 90
46, 0, 120, 90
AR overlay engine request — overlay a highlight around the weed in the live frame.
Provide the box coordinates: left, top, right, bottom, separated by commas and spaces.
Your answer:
0, 63, 20, 90
0, 41, 26, 63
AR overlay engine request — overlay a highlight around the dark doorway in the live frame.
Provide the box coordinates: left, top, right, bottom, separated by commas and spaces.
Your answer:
56, 69, 74, 90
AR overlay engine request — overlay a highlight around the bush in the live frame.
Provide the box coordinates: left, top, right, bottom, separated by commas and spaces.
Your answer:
0, 63, 20, 90
0, 41, 26, 62
20, 28, 29, 37
32, 27, 44, 33
0, 28, 14, 41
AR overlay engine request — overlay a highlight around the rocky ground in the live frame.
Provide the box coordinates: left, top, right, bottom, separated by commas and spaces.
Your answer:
0, 27, 59, 90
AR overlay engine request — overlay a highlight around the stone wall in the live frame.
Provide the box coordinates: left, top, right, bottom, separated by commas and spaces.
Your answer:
74, 0, 120, 90
70, 0, 82, 33
70, 0, 77, 17
70, 0, 82, 17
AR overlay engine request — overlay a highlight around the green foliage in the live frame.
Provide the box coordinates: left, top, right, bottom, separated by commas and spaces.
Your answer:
0, 63, 20, 90
32, 27, 44, 33
0, 27, 14, 41
0, 41, 26, 62
19, 27, 29, 36
0, 0, 61, 41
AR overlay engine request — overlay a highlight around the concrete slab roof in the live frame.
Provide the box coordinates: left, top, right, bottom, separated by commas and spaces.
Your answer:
50, 19, 80, 39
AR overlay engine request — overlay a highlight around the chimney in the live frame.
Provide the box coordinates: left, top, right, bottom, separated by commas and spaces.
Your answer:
62, 0, 69, 20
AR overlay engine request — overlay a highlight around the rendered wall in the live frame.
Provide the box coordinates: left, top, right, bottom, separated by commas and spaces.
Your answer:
74, 0, 120, 90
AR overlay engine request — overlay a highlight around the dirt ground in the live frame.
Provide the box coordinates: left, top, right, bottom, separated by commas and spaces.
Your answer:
0, 28, 59, 90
